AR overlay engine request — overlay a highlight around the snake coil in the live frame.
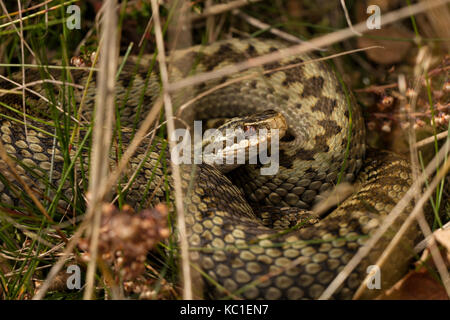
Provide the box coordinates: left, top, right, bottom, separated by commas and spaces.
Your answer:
0, 38, 426, 299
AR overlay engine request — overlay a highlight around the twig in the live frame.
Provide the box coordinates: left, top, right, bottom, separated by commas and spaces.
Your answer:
0, 211, 53, 248
0, 63, 99, 71
0, 0, 36, 59
0, 140, 69, 243
0, 0, 78, 29
32, 95, 164, 300
319, 137, 450, 300
83, 0, 118, 300
206, 0, 215, 43
177, 46, 382, 117
0, 0, 52, 19
233, 10, 326, 51
139, 15, 153, 47
0, 75, 82, 125
212, 12, 227, 42
32, 48, 163, 300
110, 121, 161, 204
415, 131, 449, 148
168, 0, 450, 92
354, 83, 398, 93
190, 0, 262, 21
353, 158, 450, 299
33, 209, 91, 299
414, 221, 450, 253
151, 0, 192, 300
340, 0, 362, 36
322, 49, 448, 297
0, 78, 84, 91
419, 0, 450, 51
354, 56, 450, 299
16, 0, 27, 140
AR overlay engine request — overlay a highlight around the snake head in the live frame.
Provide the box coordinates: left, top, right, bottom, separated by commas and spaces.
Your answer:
201, 110, 287, 172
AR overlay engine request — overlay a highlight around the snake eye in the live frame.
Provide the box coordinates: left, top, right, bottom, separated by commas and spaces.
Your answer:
244, 125, 257, 136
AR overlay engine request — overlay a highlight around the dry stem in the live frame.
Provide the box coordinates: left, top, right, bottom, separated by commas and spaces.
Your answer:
168, 0, 450, 92
83, 0, 119, 300
151, 0, 192, 300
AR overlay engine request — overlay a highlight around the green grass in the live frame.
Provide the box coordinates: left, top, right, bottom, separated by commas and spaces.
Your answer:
0, 1, 169, 299
406, 0, 449, 230
0, 0, 448, 300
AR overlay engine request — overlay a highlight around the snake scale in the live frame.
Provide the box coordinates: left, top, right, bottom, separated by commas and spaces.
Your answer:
0, 38, 426, 299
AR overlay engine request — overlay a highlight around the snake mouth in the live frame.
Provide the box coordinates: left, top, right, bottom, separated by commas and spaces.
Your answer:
200, 110, 287, 170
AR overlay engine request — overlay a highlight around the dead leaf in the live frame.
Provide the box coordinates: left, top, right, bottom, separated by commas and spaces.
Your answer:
357, 26, 414, 65
434, 228, 450, 262
376, 268, 449, 300
377, 226, 450, 300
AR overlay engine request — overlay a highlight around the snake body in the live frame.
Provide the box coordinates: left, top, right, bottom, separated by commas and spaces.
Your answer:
0, 38, 424, 299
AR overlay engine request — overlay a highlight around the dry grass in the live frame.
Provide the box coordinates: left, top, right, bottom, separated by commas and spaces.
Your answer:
83, 0, 119, 300
0, 0, 449, 300
150, 0, 192, 300
168, 0, 450, 92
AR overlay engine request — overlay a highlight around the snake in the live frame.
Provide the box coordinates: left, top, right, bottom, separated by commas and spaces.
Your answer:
0, 38, 428, 299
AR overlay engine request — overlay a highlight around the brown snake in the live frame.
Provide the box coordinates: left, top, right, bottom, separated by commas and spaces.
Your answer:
0, 38, 428, 299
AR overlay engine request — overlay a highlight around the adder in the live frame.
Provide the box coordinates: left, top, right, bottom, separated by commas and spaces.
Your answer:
0, 38, 429, 299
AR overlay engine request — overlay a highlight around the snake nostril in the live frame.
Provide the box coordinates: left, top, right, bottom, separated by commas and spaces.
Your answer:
281, 130, 295, 142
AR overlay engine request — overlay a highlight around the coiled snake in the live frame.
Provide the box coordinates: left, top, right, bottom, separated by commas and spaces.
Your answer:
0, 38, 425, 299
